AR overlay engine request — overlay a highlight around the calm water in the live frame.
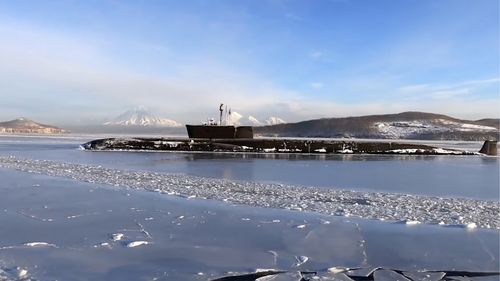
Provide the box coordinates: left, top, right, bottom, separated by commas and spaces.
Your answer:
0, 135, 498, 200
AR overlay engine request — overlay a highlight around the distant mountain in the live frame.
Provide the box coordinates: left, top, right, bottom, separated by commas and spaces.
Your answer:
254, 112, 499, 141
248, 115, 262, 126
104, 107, 182, 127
225, 112, 285, 126
0, 118, 67, 134
265, 116, 286, 125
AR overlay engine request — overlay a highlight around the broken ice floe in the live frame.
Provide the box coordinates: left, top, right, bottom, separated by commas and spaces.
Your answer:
0, 156, 498, 229
126, 241, 149, 248
293, 255, 309, 267
0, 267, 30, 281
111, 233, 124, 241
23, 242, 56, 248
93, 242, 112, 249
211, 267, 500, 281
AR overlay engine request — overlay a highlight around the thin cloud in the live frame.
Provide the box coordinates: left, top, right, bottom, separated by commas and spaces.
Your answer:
310, 82, 324, 89
0, 17, 498, 125
309, 51, 323, 59
0, 20, 301, 124
399, 78, 499, 99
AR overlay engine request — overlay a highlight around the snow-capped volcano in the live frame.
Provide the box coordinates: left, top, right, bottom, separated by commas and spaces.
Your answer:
226, 111, 244, 126
247, 115, 262, 126
223, 112, 285, 126
104, 107, 182, 127
265, 116, 286, 125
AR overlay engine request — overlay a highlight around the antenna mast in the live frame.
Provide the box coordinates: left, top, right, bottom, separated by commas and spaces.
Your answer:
219, 103, 224, 126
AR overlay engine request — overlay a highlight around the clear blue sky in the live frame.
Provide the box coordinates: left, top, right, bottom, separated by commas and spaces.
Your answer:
0, 0, 498, 125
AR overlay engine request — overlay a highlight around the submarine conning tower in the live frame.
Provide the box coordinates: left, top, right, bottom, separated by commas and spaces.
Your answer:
479, 140, 498, 156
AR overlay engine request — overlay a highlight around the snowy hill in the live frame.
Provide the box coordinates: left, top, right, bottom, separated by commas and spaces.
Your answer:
0, 117, 67, 134
104, 107, 182, 127
254, 112, 499, 141
374, 119, 497, 139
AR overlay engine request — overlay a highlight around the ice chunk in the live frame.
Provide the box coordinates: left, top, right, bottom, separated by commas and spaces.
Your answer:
23, 242, 56, 247
293, 255, 309, 267
94, 242, 112, 248
126, 241, 149, 248
373, 269, 411, 281
17, 268, 28, 279
404, 220, 421, 225
111, 233, 124, 241
466, 222, 477, 229
328, 267, 349, 274
402, 271, 446, 281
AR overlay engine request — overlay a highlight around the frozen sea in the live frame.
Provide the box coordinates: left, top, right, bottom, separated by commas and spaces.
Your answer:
0, 135, 498, 280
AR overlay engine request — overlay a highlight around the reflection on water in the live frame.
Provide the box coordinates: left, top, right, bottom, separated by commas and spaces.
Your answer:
180, 152, 499, 200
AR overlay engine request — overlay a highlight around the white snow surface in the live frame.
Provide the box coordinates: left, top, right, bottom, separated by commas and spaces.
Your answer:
374, 119, 498, 139
104, 107, 182, 127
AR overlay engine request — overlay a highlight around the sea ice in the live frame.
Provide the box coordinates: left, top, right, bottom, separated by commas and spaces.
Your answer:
466, 222, 477, 229
111, 233, 124, 241
404, 220, 421, 225
0, 156, 498, 229
294, 255, 309, 267
23, 242, 56, 248
126, 241, 149, 248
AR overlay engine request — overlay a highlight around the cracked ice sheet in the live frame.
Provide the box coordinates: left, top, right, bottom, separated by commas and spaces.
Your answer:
0, 156, 498, 229
0, 169, 367, 280
0, 169, 498, 281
